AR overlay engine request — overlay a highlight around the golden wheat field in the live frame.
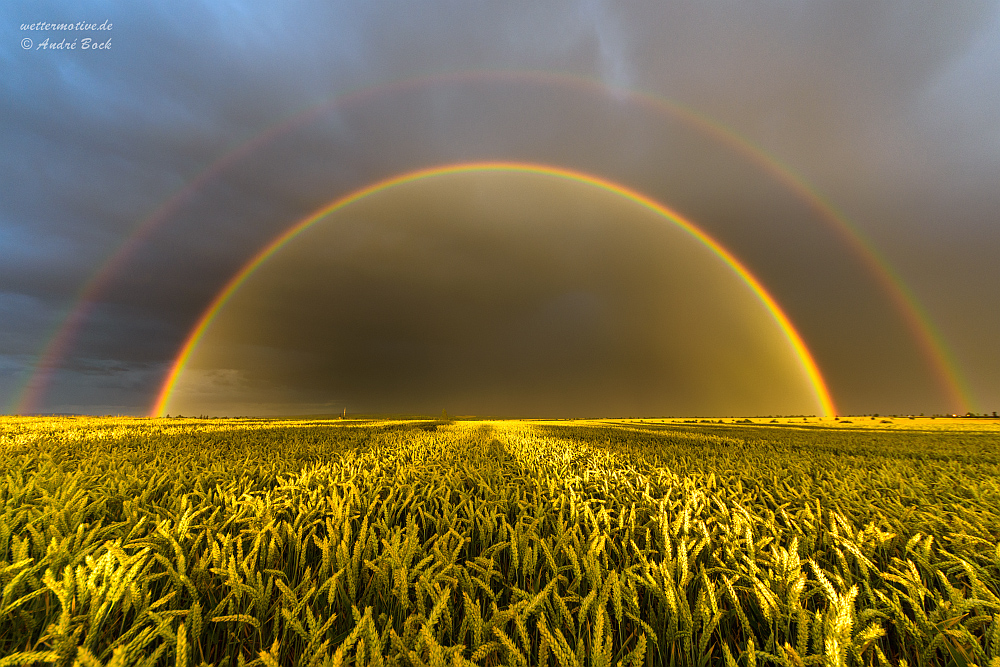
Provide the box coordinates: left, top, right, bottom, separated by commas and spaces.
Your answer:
1, 416, 999, 667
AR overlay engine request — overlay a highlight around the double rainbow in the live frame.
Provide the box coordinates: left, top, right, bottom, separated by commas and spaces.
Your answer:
14, 70, 970, 415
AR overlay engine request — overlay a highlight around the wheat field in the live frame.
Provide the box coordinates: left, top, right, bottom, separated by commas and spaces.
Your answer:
1, 416, 999, 667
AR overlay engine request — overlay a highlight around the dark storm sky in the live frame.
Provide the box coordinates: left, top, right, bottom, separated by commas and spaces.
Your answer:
2, 0, 999, 416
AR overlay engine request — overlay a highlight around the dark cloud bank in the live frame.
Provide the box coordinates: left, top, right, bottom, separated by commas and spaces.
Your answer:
2, 0, 999, 416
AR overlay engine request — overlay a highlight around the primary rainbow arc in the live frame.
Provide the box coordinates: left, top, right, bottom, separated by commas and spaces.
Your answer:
152, 161, 837, 419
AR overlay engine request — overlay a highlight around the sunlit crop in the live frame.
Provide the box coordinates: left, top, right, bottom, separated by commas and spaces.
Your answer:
1, 416, 998, 666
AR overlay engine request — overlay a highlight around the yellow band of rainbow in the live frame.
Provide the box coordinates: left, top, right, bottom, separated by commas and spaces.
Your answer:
151, 161, 836, 418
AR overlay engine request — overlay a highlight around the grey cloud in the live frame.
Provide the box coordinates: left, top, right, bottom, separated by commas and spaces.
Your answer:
2, 0, 999, 415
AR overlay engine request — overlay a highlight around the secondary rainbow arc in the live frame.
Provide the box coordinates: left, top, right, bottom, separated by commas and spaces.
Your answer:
151, 161, 836, 419
16, 69, 968, 414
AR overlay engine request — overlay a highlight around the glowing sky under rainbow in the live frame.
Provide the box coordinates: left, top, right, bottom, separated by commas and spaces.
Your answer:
151, 161, 836, 418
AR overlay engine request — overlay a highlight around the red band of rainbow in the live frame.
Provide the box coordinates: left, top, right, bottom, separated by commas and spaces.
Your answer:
18, 70, 964, 414
151, 161, 836, 418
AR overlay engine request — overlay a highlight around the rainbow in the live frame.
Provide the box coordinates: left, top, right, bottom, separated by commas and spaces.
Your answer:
15, 69, 971, 414
151, 161, 836, 419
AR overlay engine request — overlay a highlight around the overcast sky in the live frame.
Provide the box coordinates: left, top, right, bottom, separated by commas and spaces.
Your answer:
3, 0, 999, 417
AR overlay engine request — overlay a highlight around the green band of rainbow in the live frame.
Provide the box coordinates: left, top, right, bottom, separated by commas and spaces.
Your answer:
152, 161, 836, 418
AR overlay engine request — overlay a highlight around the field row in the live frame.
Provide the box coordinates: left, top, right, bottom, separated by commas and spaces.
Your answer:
1, 417, 998, 666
